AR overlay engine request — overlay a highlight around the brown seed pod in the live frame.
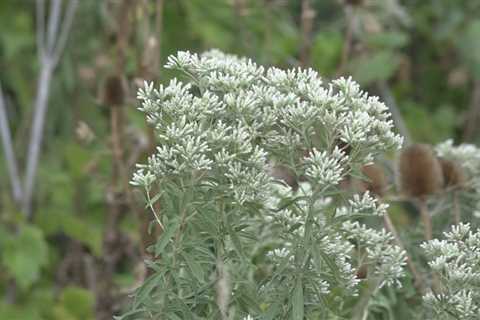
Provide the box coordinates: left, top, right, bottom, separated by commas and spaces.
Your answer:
360, 163, 387, 198
396, 144, 444, 199
268, 164, 299, 192
102, 74, 125, 107
438, 158, 466, 189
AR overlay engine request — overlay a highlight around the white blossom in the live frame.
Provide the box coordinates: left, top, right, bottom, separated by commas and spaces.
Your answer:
131, 49, 405, 318
421, 223, 480, 319
304, 146, 349, 187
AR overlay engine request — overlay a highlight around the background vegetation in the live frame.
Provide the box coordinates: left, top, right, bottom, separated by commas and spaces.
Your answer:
1, 0, 480, 319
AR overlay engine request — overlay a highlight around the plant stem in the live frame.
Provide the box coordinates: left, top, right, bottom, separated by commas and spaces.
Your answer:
418, 200, 432, 240
0, 85, 23, 205
452, 192, 460, 224
23, 61, 54, 217
383, 212, 424, 292
23, 0, 79, 218
213, 198, 231, 319
299, 0, 316, 67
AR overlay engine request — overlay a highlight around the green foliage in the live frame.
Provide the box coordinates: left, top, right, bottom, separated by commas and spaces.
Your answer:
53, 287, 95, 320
459, 19, 480, 78
403, 102, 457, 143
0, 286, 94, 320
351, 51, 400, 85
311, 31, 343, 76
0, 225, 48, 290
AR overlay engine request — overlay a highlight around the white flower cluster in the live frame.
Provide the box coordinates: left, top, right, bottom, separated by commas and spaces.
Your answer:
304, 146, 349, 187
422, 223, 480, 319
348, 191, 389, 216
435, 139, 480, 216
436, 140, 480, 176
164, 50, 401, 155
265, 181, 405, 296
320, 233, 360, 294
342, 221, 406, 288
131, 49, 405, 318
133, 83, 271, 205
133, 49, 401, 202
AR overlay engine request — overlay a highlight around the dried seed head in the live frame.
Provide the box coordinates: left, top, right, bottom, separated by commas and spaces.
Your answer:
360, 163, 387, 198
103, 74, 125, 107
397, 144, 444, 199
438, 158, 466, 189
268, 164, 299, 192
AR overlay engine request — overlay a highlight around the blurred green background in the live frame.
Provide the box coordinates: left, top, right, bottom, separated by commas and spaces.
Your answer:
1, 0, 480, 319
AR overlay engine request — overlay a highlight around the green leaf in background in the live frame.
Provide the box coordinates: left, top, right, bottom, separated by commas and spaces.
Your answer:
62, 214, 103, 257
402, 101, 457, 143
184, 0, 236, 49
458, 19, 480, 78
365, 31, 409, 49
265, 20, 299, 66
53, 286, 95, 320
311, 31, 343, 76
64, 143, 91, 179
0, 303, 40, 320
350, 51, 400, 85
35, 210, 103, 257
1, 225, 48, 290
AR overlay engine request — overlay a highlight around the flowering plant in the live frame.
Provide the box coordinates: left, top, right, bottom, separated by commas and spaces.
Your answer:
422, 223, 480, 319
125, 50, 405, 319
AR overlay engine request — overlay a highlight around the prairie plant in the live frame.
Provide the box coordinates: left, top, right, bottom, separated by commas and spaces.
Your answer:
125, 50, 406, 319
422, 223, 480, 319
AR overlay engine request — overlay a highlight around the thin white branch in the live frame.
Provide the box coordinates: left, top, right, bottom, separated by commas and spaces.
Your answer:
23, 63, 54, 218
51, 0, 79, 66
23, 0, 79, 218
36, 0, 46, 61
0, 84, 23, 204
46, 0, 62, 56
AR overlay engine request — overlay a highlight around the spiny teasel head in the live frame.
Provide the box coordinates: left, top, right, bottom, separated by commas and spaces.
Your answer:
438, 158, 466, 189
102, 74, 125, 107
396, 144, 444, 199
359, 163, 387, 198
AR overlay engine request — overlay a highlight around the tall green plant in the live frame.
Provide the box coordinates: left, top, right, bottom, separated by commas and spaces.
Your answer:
125, 50, 405, 319
422, 223, 480, 319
